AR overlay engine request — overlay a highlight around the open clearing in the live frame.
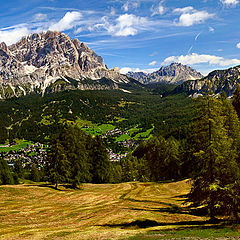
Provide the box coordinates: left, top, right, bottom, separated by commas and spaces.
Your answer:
0, 180, 239, 240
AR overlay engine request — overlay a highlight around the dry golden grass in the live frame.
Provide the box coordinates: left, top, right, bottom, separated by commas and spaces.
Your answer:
0, 180, 208, 240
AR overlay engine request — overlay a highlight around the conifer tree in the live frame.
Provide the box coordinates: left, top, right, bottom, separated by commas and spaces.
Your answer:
0, 158, 14, 185
30, 163, 41, 182
48, 136, 70, 189
89, 136, 110, 183
14, 159, 24, 179
232, 84, 240, 119
188, 95, 240, 221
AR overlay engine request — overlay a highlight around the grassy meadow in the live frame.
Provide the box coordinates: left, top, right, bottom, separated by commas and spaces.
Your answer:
0, 180, 239, 239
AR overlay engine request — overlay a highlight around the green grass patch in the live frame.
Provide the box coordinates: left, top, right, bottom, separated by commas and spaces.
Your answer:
129, 227, 240, 239
134, 125, 154, 140
0, 140, 32, 152
115, 134, 131, 142
83, 124, 116, 136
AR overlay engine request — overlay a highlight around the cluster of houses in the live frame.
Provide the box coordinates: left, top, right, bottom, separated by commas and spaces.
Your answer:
1, 143, 47, 168
0, 125, 141, 164
108, 149, 128, 162
102, 128, 139, 161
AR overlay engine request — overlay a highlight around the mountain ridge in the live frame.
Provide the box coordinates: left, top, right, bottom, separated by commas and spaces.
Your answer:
126, 63, 203, 85
175, 65, 240, 97
0, 31, 130, 99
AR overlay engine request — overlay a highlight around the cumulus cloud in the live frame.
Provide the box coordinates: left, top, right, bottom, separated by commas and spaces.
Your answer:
151, 1, 166, 16
149, 61, 157, 66
0, 27, 30, 45
49, 11, 82, 31
220, 0, 239, 7
94, 14, 149, 37
114, 14, 148, 36
173, 6, 214, 27
237, 43, 240, 48
163, 53, 240, 67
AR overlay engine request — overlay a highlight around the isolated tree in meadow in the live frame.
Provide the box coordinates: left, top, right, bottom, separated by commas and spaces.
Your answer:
48, 126, 91, 189
48, 136, 70, 189
187, 95, 240, 221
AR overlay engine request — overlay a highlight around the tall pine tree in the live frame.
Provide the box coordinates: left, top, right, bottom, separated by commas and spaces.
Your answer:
187, 95, 240, 221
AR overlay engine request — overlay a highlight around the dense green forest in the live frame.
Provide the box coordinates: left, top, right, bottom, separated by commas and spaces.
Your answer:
0, 88, 195, 143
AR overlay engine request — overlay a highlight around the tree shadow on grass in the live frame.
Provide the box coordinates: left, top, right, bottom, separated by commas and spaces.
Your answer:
127, 205, 208, 217
23, 183, 77, 191
101, 219, 225, 230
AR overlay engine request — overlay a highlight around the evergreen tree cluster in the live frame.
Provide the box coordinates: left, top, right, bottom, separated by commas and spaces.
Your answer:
187, 93, 240, 221
0, 159, 18, 185
47, 126, 112, 188
121, 136, 182, 182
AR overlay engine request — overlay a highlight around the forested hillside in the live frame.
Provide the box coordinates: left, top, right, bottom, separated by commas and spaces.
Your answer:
0, 89, 195, 144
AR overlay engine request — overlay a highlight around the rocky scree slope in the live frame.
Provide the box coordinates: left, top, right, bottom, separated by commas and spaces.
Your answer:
127, 63, 203, 85
0, 31, 129, 99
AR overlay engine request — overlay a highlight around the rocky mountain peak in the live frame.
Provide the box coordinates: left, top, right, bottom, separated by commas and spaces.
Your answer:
127, 63, 203, 84
0, 31, 129, 98
0, 42, 9, 53
176, 64, 240, 97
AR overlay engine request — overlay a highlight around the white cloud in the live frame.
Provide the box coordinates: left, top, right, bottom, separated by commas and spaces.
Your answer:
74, 27, 83, 34
0, 27, 30, 45
173, 6, 194, 14
49, 11, 82, 32
237, 43, 240, 48
149, 61, 157, 66
173, 7, 215, 27
151, 1, 166, 16
95, 14, 149, 37
209, 26, 215, 32
114, 14, 148, 36
120, 67, 158, 74
34, 13, 47, 21
120, 67, 136, 74
163, 53, 240, 67
110, 7, 116, 16
220, 0, 239, 7
122, 1, 140, 12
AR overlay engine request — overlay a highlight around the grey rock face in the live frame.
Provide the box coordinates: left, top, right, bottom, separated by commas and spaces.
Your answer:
176, 65, 240, 96
0, 31, 128, 98
127, 63, 203, 84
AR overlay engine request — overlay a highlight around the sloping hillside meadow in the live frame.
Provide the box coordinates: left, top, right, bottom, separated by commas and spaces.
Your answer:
0, 180, 239, 240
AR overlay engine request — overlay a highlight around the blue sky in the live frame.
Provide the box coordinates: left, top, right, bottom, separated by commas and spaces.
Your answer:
0, 0, 240, 75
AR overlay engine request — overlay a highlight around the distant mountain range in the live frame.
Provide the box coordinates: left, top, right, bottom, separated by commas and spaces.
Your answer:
175, 65, 240, 97
0, 31, 240, 99
127, 63, 204, 85
0, 31, 133, 99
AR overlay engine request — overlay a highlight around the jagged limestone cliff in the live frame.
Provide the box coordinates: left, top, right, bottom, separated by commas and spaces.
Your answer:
0, 31, 129, 99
